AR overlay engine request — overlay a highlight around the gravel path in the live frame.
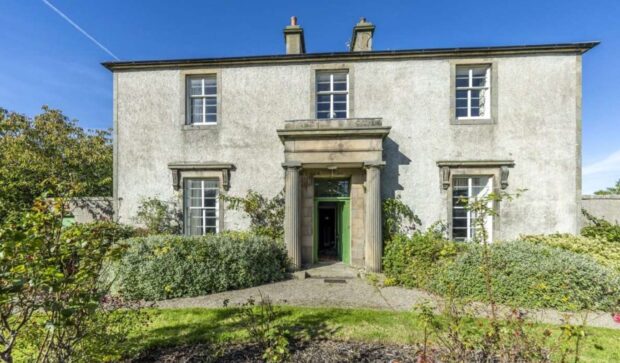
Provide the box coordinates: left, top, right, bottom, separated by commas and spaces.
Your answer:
154, 264, 620, 330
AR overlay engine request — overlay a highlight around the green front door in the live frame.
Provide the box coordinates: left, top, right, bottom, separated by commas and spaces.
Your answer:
313, 198, 351, 264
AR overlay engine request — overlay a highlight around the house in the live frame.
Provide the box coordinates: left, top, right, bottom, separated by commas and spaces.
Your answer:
103, 17, 598, 272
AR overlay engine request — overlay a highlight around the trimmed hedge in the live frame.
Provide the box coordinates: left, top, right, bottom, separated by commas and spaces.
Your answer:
429, 241, 620, 311
522, 234, 620, 272
115, 232, 289, 300
383, 232, 459, 288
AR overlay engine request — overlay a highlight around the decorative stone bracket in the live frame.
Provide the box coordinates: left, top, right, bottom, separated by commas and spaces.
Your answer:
436, 160, 515, 190
168, 162, 235, 191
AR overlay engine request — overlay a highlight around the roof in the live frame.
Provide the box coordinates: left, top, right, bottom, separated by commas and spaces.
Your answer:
102, 41, 599, 71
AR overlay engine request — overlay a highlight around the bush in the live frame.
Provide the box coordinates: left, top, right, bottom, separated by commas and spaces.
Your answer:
382, 197, 421, 241
581, 209, 620, 243
430, 240, 620, 311
222, 190, 284, 241
522, 233, 620, 272
115, 233, 290, 300
133, 197, 181, 235
383, 231, 459, 288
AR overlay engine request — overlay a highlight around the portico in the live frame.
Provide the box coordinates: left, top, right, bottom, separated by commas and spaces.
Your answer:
277, 118, 390, 271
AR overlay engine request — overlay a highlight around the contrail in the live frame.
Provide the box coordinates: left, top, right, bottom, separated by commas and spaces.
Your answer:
41, 0, 119, 60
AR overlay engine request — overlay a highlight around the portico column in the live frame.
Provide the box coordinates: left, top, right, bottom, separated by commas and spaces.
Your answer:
283, 161, 302, 269
364, 161, 385, 272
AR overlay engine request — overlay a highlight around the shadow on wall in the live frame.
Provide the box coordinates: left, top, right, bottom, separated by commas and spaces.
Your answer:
381, 137, 411, 200
68, 197, 114, 223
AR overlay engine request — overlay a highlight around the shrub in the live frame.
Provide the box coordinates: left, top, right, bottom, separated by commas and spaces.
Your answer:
430, 240, 620, 311
133, 197, 181, 235
581, 209, 620, 243
382, 197, 421, 241
222, 190, 284, 240
115, 233, 289, 300
522, 233, 620, 272
383, 230, 459, 288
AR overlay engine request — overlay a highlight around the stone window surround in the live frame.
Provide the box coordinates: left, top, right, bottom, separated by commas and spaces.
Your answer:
450, 59, 498, 125
437, 160, 514, 241
168, 162, 234, 234
309, 63, 355, 119
179, 69, 222, 130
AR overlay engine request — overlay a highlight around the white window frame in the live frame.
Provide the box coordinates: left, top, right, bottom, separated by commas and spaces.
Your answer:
455, 66, 491, 120
452, 176, 493, 242
184, 179, 219, 235
187, 76, 217, 125
316, 71, 349, 119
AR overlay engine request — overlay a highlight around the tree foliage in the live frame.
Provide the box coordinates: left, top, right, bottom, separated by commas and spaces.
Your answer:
0, 198, 143, 362
0, 106, 112, 220
594, 179, 620, 195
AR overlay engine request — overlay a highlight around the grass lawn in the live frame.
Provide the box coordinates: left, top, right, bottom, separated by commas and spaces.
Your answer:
124, 306, 620, 362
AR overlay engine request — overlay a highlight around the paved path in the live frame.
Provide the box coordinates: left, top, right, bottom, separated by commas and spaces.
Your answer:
155, 263, 620, 330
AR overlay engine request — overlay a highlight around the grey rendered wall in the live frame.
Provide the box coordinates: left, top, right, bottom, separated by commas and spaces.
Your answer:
114, 54, 582, 238
581, 195, 620, 225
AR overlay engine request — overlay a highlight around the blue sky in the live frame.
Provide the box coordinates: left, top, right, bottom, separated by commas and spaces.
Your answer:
0, 0, 618, 193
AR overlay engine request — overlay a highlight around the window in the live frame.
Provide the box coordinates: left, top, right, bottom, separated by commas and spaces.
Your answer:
184, 179, 219, 235
316, 71, 348, 119
452, 176, 493, 241
314, 179, 350, 198
455, 66, 491, 119
187, 76, 217, 124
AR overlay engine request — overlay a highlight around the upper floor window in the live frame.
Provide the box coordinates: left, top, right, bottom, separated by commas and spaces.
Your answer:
316, 71, 348, 119
187, 75, 217, 125
184, 179, 219, 235
452, 176, 493, 242
455, 66, 491, 119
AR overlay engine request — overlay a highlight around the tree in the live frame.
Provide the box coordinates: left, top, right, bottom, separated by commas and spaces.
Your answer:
594, 179, 620, 195
0, 106, 112, 221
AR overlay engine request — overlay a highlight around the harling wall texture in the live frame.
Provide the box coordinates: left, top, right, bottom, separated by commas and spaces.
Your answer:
112, 53, 583, 240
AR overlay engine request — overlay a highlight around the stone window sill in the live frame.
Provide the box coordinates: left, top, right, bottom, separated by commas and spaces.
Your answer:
182, 124, 219, 131
450, 118, 495, 125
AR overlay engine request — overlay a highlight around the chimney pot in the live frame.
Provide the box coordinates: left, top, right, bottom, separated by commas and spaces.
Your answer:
291, 16, 297, 26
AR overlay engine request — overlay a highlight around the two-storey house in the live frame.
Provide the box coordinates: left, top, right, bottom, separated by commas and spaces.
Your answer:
103, 18, 597, 272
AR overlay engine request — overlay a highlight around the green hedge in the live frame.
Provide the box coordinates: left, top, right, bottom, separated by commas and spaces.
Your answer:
429, 241, 620, 311
115, 232, 289, 300
522, 234, 620, 272
383, 232, 460, 288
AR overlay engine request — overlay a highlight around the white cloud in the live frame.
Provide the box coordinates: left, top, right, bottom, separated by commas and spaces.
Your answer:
582, 149, 620, 194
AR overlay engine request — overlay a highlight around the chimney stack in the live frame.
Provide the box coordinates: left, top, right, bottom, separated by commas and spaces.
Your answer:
284, 16, 305, 55
350, 17, 375, 52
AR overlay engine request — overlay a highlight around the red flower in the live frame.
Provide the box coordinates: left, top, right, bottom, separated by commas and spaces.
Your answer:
613, 313, 620, 324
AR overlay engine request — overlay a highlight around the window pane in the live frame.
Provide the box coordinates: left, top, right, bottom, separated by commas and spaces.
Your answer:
315, 179, 350, 197
452, 219, 467, 228
456, 99, 468, 108
205, 86, 217, 95
456, 90, 468, 99
204, 180, 218, 189
332, 73, 347, 82
317, 95, 331, 103
317, 82, 330, 92
456, 77, 469, 88
317, 73, 331, 81
205, 106, 217, 114
317, 111, 330, 119
333, 81, 347, 91
333, 102, 347, 112
333, 94, 347, 103
472, 76, 487, 87
190, 79, 202, 96
317, 103, 330, 111
471, 67, 487, 77
470, 107, 480, 117
456, 67, 470, 76
333, 111, 347, 118
453, 208, 467, 218
456, 108, 468, 118
205, 226, 217, 234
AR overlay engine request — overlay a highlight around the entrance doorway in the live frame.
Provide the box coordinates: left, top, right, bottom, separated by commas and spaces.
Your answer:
313, 179, 351, 264
317, 202, 339, 260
